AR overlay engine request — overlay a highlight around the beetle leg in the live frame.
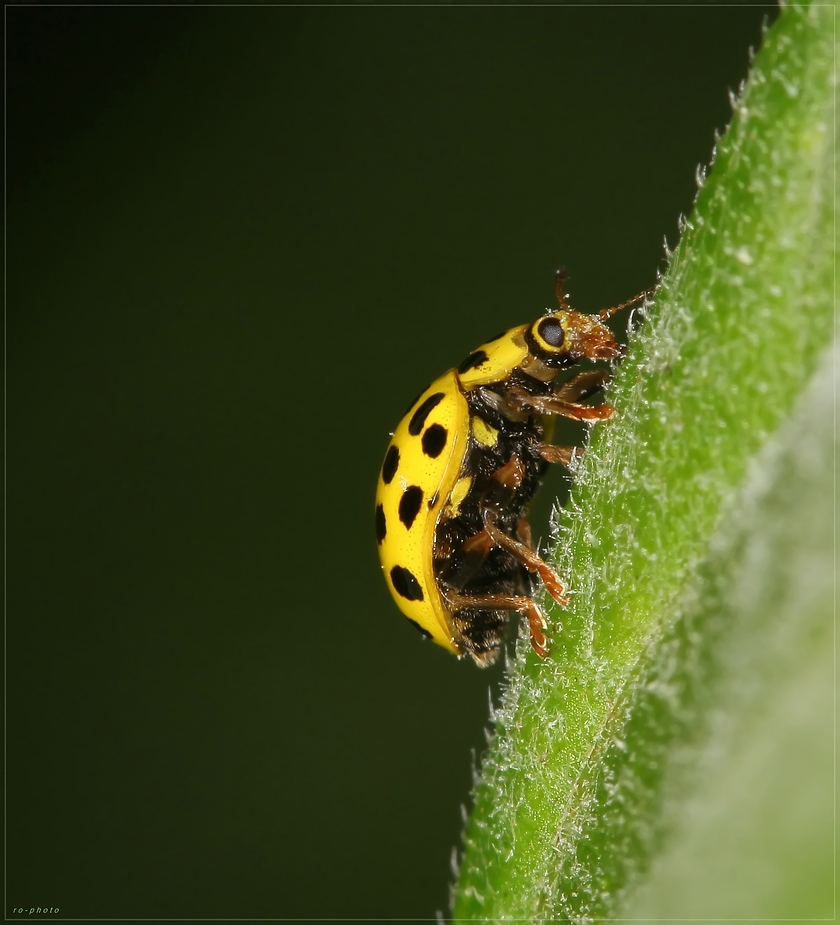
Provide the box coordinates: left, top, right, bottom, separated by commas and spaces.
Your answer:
520, 370, 612, 464
492, 453, 526, 491
444, 589, 550, 659
515, 515, 533, 548
435, 522, 492, 588
481, 509, 568, 606
532, 444, 578, 468
554, 369, 610, 403
505, 384, 614, 422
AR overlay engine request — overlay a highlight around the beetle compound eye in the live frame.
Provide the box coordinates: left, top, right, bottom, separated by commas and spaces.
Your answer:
537, 317, 565, 348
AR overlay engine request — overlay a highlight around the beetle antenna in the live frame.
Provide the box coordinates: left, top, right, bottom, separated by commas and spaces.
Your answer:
598, 287, 654, 321
554, 267, 572, 312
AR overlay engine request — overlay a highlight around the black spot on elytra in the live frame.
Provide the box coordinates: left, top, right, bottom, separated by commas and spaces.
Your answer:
538, 316, 565, 348
382, 445, 399, 484
421, 423, 447, 458
399, 486, 424, 528
405, 617, 432, 640
457, 349, 488, 374
408, 392, 445, 435
375, 504, 386, 544
390, 565, 424, 601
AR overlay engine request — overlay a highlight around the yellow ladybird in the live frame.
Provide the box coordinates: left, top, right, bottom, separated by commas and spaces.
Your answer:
375, 271, 645, 667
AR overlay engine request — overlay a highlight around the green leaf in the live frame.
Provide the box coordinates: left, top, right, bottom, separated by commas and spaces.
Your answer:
450, 3, 835, 920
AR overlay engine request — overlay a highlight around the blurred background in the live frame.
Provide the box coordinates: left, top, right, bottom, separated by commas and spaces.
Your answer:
8, 5, 775, 920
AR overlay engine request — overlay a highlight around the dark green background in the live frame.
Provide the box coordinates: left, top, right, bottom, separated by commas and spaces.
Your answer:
8, 6, 773, 920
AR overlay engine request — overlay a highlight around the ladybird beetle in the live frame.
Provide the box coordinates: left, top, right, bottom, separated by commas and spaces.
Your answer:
375, 271, 646, 667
